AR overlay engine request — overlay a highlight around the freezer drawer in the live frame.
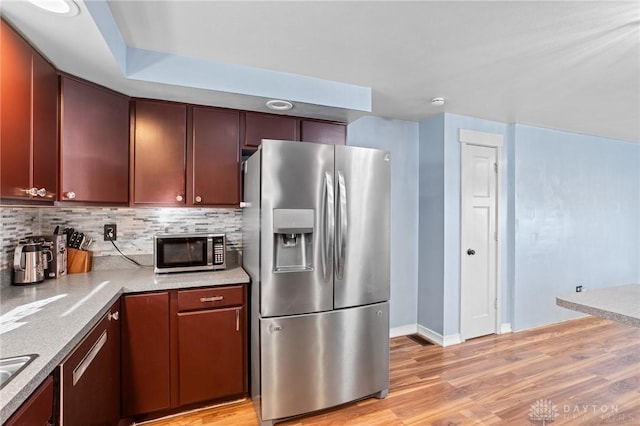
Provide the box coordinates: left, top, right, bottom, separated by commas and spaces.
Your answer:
259, 302, 389, 421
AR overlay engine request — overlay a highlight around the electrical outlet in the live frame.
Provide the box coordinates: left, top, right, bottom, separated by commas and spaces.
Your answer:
576, 285, 583, 293
104, 224, 117, 241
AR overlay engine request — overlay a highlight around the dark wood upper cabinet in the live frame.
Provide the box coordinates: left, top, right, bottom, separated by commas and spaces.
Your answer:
190, 107, 240, 206
1, 20, 32, 200
133, 100, 187, 205
31, 50, 58, 200
243, 111, 298, 150
60, 76, 129, 204
300, 120, 347, 145
121, 292, 171, 417
1, 19, 57, 202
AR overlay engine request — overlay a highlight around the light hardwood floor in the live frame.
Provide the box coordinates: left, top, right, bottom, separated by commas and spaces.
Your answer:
144, 316, 640, 425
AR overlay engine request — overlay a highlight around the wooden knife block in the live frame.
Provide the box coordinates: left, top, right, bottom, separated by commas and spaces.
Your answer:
67, 248, 92, 274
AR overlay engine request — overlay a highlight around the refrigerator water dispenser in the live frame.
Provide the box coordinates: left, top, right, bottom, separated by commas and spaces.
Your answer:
273, 209, 314, 272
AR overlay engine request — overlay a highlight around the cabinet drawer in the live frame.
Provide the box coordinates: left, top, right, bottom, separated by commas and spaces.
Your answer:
178, 285, 244, 311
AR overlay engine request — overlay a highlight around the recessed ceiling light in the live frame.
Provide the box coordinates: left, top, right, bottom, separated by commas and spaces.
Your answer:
431, 97, 445, 106
27, 0, 79, 16
266, 99, 294, 111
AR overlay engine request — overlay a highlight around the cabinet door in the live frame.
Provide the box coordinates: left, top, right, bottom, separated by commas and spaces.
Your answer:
1, 20, 32, 199
31, 51, 58, 200
243, 112, 297, 149
60, 76, 129, 203
121, 292, 171, 416
300, 120, 346, 145
177, 306, 246, 405
60, 301, 120, 426
133, 100, 186, 205
4, 375, 54, 426
191, 107, 240, 206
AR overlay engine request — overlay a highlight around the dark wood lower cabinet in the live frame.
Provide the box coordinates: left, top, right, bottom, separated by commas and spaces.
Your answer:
177, 306, 246, 405
120, 286, 247, 421
121, 292, 171, 417
4, 375, 54, 426
60, 300, 120, 426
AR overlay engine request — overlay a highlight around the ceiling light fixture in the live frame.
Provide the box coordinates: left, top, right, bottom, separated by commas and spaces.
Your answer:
431, 97, 445, 106
26, 0, 79, 16
266, 99, 294, 111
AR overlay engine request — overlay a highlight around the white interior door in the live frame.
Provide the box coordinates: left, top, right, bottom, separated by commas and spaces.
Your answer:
461, 143, 498, 340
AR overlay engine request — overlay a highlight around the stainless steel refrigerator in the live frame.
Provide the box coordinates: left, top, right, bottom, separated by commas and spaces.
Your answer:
242, 139, 390, 426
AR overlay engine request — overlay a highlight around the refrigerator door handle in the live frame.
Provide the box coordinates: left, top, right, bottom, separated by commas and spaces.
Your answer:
336, 170, 348, 280
322, 171, 335, 281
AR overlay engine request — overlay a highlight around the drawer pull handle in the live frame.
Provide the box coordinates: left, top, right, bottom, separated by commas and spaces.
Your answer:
236, 309, 240, 331
200, 296, 224, 303
73, 330, 107, 386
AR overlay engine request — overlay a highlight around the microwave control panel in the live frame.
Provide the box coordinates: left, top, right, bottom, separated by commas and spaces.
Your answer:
212, 236, 225, 266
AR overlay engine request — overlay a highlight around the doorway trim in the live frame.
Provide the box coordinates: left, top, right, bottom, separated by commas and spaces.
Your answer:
459, 129, 505, 339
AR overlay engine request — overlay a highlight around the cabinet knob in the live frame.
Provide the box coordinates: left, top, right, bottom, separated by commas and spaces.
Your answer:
65, 191, 76, 199
195, 195, 202, 203
24, 187, 38, 196
176, 194, 183, 202
37, 188, 47, 197
108, 311, 119, 321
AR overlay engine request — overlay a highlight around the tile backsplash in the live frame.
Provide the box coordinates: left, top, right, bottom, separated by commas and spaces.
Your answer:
0, 207, 242, 272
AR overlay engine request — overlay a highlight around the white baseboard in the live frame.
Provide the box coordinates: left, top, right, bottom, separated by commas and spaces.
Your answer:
389, 324, 417, 338
417, 324, 462, 347
396, 323, 511, 345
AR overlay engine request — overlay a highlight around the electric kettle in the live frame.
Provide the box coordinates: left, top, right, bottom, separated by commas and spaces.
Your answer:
13, 242, 51, 285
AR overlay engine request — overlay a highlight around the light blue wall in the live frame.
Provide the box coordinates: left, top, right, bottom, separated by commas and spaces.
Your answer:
353, 112, 639, 338
511, 124, 640, 330
347, 116, 420, 329
418, 115, 445, 333
417, 113, 508, 336
418, 113, 509, 336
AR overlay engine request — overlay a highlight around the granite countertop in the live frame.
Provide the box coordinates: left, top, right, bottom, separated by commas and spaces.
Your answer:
556, 284, 640, 328
0, 266, 249, 422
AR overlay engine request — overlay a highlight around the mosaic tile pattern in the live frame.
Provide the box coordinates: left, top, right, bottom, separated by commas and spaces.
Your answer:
0, 207, 242, 271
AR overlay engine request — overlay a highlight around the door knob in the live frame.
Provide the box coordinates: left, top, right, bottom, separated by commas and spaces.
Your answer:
467, 249, 476, 256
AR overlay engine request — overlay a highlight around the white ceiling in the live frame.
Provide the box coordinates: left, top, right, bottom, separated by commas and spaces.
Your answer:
2, 0, 639, 142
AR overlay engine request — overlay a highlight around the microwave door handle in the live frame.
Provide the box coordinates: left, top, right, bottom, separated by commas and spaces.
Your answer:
336, 170, 347, 280
322, 171, 334, 282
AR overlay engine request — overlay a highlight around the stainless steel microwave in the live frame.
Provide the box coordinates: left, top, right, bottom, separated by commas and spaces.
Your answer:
154, 233, 226, 273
